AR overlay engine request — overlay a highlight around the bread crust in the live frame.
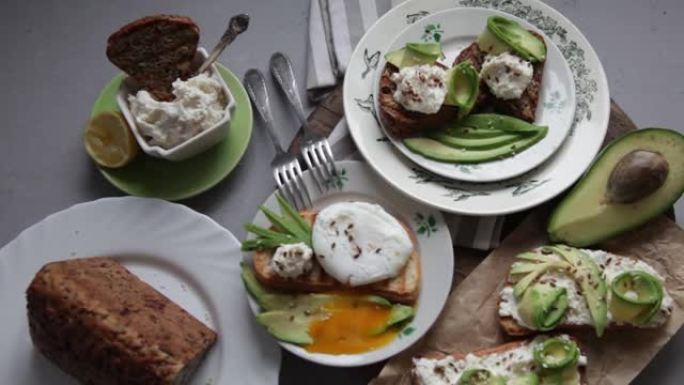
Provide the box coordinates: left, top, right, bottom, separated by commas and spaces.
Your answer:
26, 257, 216, 385
411, 338, 587, 385
107, 15, 200, 101
251, 210, 421, 304
377, 63, 459, 138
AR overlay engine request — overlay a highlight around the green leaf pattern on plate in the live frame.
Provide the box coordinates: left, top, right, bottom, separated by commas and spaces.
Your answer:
400, 325, 417, 337
324, 168, 349, 190
422, 23, 444, 42
414, 213, 439, 237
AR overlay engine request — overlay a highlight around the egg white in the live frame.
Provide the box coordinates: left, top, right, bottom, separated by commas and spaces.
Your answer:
311, 201, 414, 286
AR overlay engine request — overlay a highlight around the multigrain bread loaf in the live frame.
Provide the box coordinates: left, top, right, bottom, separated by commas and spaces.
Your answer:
26, 257, 217, 385
411, 338, 587, 385
453, 31, 547, 122
252, 211, 421, 304
106, 15, 200, 101
377, 63, 459, 138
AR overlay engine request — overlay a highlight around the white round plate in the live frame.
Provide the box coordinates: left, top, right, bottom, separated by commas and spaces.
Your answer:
0, 197, 280, 385
243, 160, 454, 367
344, 0, 610, 215
374, 8, 576, 182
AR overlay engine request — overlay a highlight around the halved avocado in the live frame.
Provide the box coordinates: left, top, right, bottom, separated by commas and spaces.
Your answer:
548, 128, 684, 247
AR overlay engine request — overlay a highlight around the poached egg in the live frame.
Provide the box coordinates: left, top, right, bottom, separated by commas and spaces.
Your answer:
311, 201, 414, 286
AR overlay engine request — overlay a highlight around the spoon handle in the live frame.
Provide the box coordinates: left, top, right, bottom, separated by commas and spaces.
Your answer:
198, 14, 250, 74
243, 69, 284, 154
269, 52, 308, 128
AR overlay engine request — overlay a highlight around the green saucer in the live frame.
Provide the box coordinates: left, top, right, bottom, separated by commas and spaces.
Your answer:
90, 65, 253, 201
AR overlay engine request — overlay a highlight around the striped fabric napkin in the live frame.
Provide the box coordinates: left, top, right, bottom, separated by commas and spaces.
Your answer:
306, 0, 504, 250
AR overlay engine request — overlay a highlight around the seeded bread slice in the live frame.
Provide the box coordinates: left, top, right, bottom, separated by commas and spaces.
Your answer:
453, 31, 547, 122
26, 257, 217, 385
377, 63, 459, 138
251, 211, 421, 304
107, 15, 200, 101
411, 338, 587, 385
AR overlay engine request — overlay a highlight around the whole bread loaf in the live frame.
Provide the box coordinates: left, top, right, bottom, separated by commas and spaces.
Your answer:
26, 257, 217, 385
107, 15, 200, 101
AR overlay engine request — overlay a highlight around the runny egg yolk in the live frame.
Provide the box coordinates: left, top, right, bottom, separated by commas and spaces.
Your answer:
305, 297, 399, 354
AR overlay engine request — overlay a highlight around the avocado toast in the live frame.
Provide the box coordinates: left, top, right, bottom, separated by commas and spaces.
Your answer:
499, 245, 673, 337
412, 335, 587, 385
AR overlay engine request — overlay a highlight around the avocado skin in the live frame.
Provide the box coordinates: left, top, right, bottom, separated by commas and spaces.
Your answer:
548, 128, 684, 247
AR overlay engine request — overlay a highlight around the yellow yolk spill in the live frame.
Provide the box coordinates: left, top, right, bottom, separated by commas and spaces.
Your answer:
305, 297, 400, 354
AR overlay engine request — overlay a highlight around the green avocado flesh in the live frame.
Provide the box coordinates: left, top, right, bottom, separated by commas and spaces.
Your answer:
477, 27, 510, 56
241, 264, 414, 344
518, 283, 569, 331
404, 127, 546, 163
545, 246, 608, 337
609, 270, 663, 324
484, 16, 546, 62
458, 369, 505, 385
548, 128, 684, 247
460, 113, 547, 133
428, 131, 521, 150
384, 42, 442, 68
508, 373, 540, 385
533, 338, 579, 371
444, 61, 479, 118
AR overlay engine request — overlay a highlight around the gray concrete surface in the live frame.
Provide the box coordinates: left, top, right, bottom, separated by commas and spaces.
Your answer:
0, 0, 682, 384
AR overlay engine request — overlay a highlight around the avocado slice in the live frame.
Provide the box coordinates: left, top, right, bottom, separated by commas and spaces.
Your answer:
460, 113, 547, 134
443, 125, 509, 138
483, 16, 546, 62
256, 310, 322, 345
370, 304, 415, 335
548, 128, 684, 247
428, 131, 522, 150
404, 126, 547, 164
609, 270, 663, 324
545, 246, 608, 337
518, 283, 569, 331
477, 27, 511, 56
509, 251, 570, 298
533, 337, 579, 371
458, 369, 505, 385
508, 373, 540, 385
444, 61, 480, 118
384, 42, 442, 69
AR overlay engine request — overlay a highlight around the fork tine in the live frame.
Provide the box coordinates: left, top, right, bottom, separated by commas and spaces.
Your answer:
302, 147, 326, 192
292, 162, 313, 208
315, 142, 336, 183
278, 167, 302, 210
321, 140, 339, 180
285, 163, 308, 209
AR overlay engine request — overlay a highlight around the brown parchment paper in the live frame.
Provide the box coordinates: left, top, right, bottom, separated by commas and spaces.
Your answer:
370, 211, 684, 385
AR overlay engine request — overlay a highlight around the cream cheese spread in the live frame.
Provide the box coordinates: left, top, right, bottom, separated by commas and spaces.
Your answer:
391, 64, 448, 114
499, 249, 674, 329
480, 52, 533, 100
128, 73, 226, 149
413, 335, 586, 385
269, 242, 314, 279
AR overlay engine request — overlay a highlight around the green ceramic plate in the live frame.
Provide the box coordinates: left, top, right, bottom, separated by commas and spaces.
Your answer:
90, 65, 253, 201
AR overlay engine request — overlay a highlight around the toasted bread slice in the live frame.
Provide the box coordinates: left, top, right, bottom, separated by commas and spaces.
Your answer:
107, 15, 200, 101
412, 337, 587, 385
453, 31, 547, 122
377, 63, 459, 138
251, 211, 421, 304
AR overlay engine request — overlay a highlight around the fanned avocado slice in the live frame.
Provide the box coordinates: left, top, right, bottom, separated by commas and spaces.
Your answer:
428, 131, 522, 150
548, 128, 684, 247
545, 246, 608, 336
404, 126, 547, 164
482, 16, 547, 62
510, 251, 570, 298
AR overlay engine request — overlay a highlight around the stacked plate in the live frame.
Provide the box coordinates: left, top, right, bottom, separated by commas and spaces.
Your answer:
343, 0, 610, 216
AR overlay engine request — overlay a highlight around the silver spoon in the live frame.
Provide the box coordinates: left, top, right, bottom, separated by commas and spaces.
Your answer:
197, 13, 250, 74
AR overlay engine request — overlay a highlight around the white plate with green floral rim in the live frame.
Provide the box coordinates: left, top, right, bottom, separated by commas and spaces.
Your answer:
373, 7, 576, 183
344, 0, 609, 215
242, 160, 454, 367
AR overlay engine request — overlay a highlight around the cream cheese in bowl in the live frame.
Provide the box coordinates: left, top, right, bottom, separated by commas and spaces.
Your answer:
127, 73, 227, 149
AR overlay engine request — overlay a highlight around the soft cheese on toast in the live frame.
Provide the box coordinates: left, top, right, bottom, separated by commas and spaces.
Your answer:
412, 335, 587, 385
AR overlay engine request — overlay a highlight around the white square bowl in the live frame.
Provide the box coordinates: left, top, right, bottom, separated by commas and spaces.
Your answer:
116, 47, 235, 161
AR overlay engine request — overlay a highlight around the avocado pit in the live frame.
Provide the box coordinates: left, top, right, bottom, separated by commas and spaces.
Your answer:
606, 150, 669, 203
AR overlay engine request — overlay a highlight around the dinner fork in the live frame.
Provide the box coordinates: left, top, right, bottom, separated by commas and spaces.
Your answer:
243, 69, 312, 210
269, 52, 339, 192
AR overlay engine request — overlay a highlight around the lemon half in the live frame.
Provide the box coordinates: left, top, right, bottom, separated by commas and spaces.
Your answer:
84, 112, 139, 168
